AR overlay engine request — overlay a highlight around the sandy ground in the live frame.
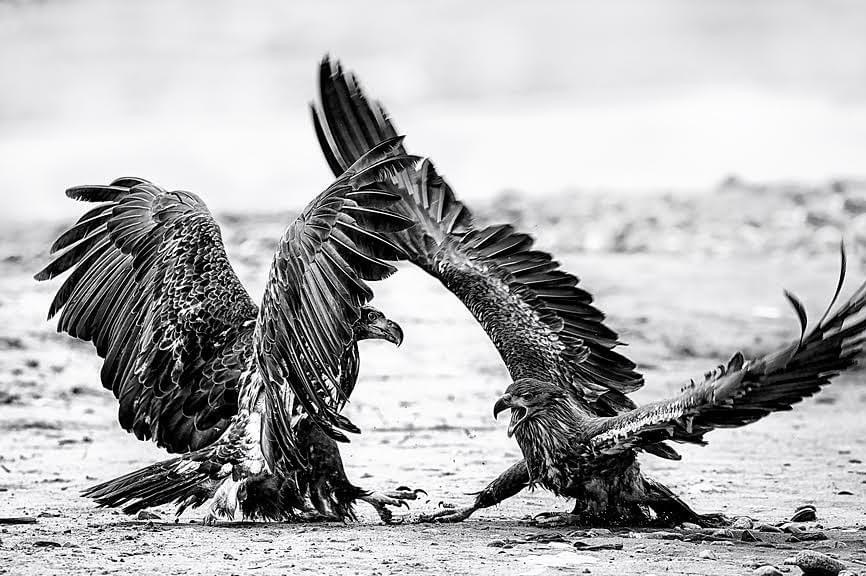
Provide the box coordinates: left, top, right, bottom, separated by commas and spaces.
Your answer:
1, 186, 866, 575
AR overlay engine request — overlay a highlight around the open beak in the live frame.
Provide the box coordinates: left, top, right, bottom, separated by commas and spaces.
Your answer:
385, 320, 403, 347
494, 393, 529, 437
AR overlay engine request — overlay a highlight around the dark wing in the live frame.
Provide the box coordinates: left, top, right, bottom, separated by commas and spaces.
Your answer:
35, 178, 258, 453
254, 141, 417, 463
311, 57, 642, 418
588, 250, 866, 456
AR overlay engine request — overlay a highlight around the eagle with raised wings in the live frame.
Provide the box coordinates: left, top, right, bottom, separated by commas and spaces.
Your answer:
36, 139, 425, 523
308, 58, 866, 526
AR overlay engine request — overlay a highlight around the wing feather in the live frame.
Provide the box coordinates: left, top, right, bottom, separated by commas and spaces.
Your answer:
589, 256, 866, 456
36, 179, 257, 453
311, 57, 645, 418
254, 145, 415, 459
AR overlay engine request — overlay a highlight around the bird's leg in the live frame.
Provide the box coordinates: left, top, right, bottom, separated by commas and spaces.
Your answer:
359, 492, 412, 524
202, 477, 241, 526
357, 486, 427, 523
532, 498, 651, 527
204, 410, 268, 525
534, 465, 651, 527
237, 410, 268, 477
420, 460, 529, 523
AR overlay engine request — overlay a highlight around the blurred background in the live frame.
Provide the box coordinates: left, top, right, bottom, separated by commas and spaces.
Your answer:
1, 0, 865, 222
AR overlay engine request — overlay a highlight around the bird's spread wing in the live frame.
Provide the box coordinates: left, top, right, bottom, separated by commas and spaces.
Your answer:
254, 140, 417, 462
311, 57, 643, 417
36, 178, 258, 452
588, 248, 866, 457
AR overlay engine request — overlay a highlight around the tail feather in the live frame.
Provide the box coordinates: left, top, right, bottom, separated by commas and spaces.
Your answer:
83, 450, 230, 515
641, 477, 724, 526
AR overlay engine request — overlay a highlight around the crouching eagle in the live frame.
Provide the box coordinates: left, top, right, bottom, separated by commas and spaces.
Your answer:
308, 57, 681, 523
36, 140, 421, 523
493, 253, 866, 525
308, 58, 866, 526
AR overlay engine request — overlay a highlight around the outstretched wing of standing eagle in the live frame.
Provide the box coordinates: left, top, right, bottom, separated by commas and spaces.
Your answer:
35, 143, 419, 520
35, 177, 259, 453
308, 57, 659, 434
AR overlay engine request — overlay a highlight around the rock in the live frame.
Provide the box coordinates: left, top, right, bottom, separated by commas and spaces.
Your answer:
732, 516, 754, 529
136, 510, 161, 520
680, 522, 701, 531
837, 571, 858, 576
573, 541, 623, 551
698, 549, 717, 560
642, 531, 683, 540
844, 196, 866, 215
756, 523, 783, 533
0, 517, 37, 525
787, 550, 847, 576
792, 505, 817, 522
781, 523, 803, 535
740, 529, 759, 542
753, 567, 783, 576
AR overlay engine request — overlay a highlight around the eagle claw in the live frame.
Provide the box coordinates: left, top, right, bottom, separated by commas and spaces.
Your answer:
530, 512, 583, 527
384, 486, 428, 501
360, 491, 413, 524
201, 513, 219, 526
419, 505, 477, 523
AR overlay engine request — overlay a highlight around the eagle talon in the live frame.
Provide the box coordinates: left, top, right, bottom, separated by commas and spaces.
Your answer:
419, 505, 477, 523
360, 491, 412, 524
383, 486, 427, 501
202, 513, 218, 526
531, 512, 582, 527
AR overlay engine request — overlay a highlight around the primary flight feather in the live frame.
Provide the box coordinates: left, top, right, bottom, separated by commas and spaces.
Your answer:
36, 143, 421, 523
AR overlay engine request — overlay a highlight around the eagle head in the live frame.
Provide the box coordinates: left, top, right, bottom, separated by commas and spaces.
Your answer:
354, 306, 403, 347
493, 378, 565, 437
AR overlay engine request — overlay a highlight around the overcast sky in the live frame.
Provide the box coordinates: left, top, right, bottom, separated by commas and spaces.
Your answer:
1, 0, 864, 220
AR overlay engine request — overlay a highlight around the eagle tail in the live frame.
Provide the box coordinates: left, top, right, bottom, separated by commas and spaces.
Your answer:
82, 449, 231, 516
641, 476, 725, 527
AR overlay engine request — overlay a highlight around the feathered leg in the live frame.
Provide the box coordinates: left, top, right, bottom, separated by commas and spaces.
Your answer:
420, 460, 530, 523
295, 418, 421, 524
202, 478, 241, 525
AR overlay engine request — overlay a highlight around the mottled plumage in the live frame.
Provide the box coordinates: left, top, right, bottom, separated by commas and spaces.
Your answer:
311, 59, 645, 419
308, 57, 677, 522
494, 254, 866, 525
38, 143, 415, 522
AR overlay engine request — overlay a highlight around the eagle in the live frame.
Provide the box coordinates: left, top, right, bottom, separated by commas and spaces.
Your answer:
35, 140, 423, 523
493, 255, 866, 525
306, 58, 684, 522
308, 58, 866, 526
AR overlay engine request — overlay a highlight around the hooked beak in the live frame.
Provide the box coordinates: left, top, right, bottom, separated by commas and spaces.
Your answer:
385, 320, 403, 347
493, 394, 512, 419
494, 393, 529, 437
